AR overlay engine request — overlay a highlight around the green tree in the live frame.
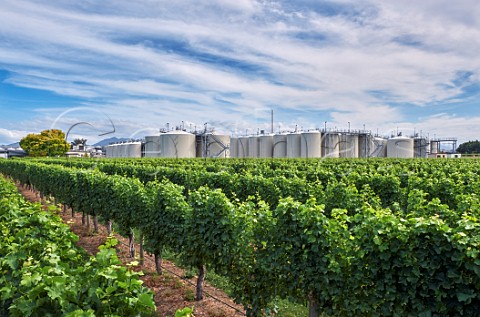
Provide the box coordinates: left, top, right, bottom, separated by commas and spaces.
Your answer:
72, 138, 87, 147
20, 129, 70, 157
456, 140, 480, 154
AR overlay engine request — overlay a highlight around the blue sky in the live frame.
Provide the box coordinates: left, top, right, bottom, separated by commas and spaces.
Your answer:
1, 0, 480, 145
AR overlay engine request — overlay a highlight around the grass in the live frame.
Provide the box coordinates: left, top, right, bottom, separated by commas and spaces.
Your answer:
273, 299, 309, 317
205, 272, 233, 296
183, 289, 195, 302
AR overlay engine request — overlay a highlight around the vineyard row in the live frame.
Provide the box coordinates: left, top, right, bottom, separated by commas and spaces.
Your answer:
0, 174, 155, 316
0, 159, 479, 316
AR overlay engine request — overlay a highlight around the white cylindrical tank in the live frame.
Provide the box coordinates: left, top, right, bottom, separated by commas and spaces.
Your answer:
371, 137, 387, 157
230, 137, 238, 158
116, 144, 123, 158
127, 142, 142, 158
124, 144, 130, 158
144, 136, 162, 157
273, 134, 287, 158
248, 136, 259, 158
112, 144, 119, 158
116, 144, 122, 158
358, 134, 373, 158
259, 135, 274, 158
287, 133, 301, 158
207, 134, 230, 158
323, 133, 340, 158
358, 134, 374, 158
110, 145, 115, 158
161, 131, 196, 158
301, 131, 321, 158
387, 137, 414, 158
105, 145, 113, 158
430, 140, 440, 154
122, 144, 129, 158
117, 143, 123, 158
339, 134, 347, 158
341, 134, 358, 158
238, 136, 249, 158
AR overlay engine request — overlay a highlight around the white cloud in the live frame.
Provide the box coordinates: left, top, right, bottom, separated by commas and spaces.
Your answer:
0, 0, 479, 144
411, 114, 480, 144
0, 128, 33, 145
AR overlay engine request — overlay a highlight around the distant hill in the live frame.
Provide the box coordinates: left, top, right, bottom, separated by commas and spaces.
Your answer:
3, 142, 20, 148
93, 137, 130, 147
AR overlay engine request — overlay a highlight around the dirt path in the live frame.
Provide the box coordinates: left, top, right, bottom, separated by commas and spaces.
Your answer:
17, 183, 245, 317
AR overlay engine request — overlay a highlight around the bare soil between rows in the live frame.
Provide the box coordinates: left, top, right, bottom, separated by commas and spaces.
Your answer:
16, 183, 246, 317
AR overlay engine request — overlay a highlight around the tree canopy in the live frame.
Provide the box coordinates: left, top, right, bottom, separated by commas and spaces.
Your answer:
72, 138, 87, 146
456, 140, 480, 154
20, 129, 70, 157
